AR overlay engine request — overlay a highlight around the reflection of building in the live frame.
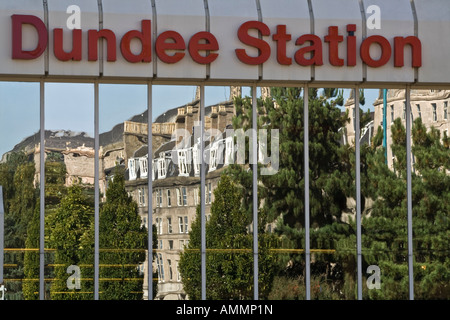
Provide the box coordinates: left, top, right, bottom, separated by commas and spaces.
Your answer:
122, 88, 238, 300
344, 89, 450, 170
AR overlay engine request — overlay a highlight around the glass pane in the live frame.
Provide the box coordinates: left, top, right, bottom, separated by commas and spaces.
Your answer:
257, 87, 307, 300
151, 85, 200, 300
306, 88, 356, 300
99, 84, 148, 300
44, 83, 95, 300
361, 88, 408, 299
410, 89, 449, 299
0, 82, 40, 300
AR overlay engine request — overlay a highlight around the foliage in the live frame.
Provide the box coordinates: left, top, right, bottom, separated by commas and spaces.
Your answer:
179, 174, 279, 300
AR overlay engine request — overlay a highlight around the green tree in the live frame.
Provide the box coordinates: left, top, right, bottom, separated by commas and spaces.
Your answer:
361, 117, 449, 299
47, 184, 94, 300
0, 152, 37, 299
94, 167, 147, 300
179, 175, 279, 300
23, 200, 41, 300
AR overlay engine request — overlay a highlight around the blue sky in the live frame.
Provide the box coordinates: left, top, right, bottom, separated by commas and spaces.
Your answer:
0, 82, 378, 158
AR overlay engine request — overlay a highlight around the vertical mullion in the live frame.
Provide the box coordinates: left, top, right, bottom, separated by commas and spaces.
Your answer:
200, 85, 206, 300
405, 85, 414, 300
304, 85, 310, 300
94, 81, 99, 300
147, 83, 153, 300
355, 87, 363, 300
39, 80, 45, 300
252, 85, 258, 300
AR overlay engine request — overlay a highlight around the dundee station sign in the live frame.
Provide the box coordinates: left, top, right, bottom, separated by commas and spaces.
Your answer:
1, 0, 450, 87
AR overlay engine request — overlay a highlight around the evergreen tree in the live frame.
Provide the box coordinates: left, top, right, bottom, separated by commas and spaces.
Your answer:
47, 184, 94, 300
96, 167, 147, 300
362, 117, 450, 299
23, 200, 41, 300
179, 175, 279, 300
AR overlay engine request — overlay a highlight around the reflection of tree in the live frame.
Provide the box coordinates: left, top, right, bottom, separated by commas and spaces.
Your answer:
81, 167, 148, 300
0, 152, 37, 299
361, 118, 450, 299
179, 175, 279, 300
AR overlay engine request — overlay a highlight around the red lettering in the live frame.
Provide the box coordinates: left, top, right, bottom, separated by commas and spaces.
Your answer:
272, 25, 292, 65
88, 29, 116, 61
156, 31, 186, 64
294, 34, 323, 66
53, 29, 82, 61
346, 24, 356, 66
394, 36, 422, 67
360, 35, 391, 67
324, 26, 344, 66
188, 31, 219, 64
235, 21, 271, 65
11, 14, 47, 60
120, 20, 152, 63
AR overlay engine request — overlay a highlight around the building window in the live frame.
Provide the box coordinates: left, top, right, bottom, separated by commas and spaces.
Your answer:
179, 239, 185, 249
208, 183, 212, 204
402, 102, 406, 120
194, 188, 199, 206
139, 156, 148, 178
178, 217, 184, 234
167, 189, 171, 207
444, 101, 448, 120
225, 136, 234, 165
178, 149, 191, 176
182, 187, 187, 206
128, 158, 138, 180
390, 105, 394, 123
192, 144, 201, 176
352, 107, 356, 131
209, 144, 218, 172
168, 259, 173, 281
167, 217, 172, 234
159, 239, 163, 249
432, 103, 437, 121
417, 104, 421, 119
179, 216, 188, 234
154, 189, 162, 207
158, 254, 164, 282
176, 188, 182, 206
168, 240, 174, 250
157, 154, 167, 179
177, 261, 181, 282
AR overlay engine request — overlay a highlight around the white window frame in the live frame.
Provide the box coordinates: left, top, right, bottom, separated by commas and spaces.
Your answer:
176, 188, 182, 206
444, 101, 448, 120
177, 148, 191, 176
225, 136, 234, 166
157, 153, 167, 179
178, 216, 184, 234
139, 156, 148, 178
128, 157, 137, 180
167, 217, 172, 234
209, 143, 218, 172
192, 144, 201, 176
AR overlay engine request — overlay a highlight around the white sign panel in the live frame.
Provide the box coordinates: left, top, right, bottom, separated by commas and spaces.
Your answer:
0, 0, 448, 86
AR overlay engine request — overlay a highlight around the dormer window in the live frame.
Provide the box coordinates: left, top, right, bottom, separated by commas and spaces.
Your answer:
209, 143, 218, 172
139, 156, 148, 178
157, 153, 167, 179
178, 149, 191, 176
128, 158, 137, 180
192, 144, 201, 176
225, 136, 234, 166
